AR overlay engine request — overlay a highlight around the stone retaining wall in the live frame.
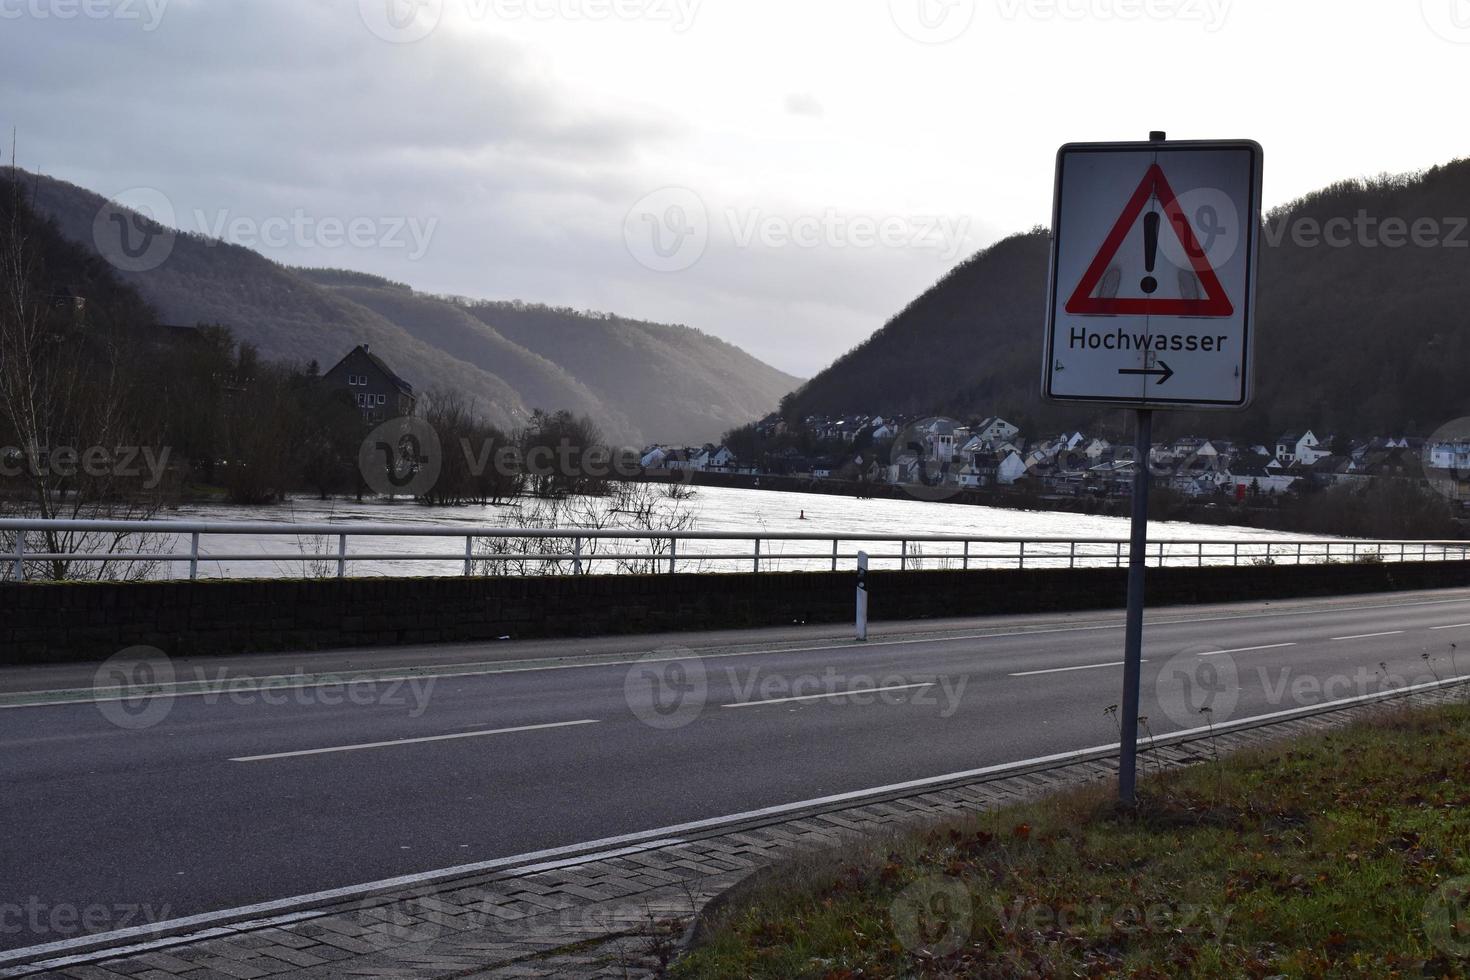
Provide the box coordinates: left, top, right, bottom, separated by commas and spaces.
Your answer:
3, 559, 1466, 663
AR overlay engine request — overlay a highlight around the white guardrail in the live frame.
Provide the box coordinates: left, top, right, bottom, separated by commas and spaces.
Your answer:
2, 519, 1469, 582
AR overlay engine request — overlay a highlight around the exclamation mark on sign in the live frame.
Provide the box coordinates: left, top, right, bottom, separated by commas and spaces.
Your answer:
1140, 209, 1160, 295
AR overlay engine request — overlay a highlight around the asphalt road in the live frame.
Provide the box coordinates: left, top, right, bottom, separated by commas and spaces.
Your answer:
4, 588, 1470, 955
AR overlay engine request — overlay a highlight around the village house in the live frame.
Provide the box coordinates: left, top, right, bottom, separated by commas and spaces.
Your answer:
1275, 431, 1329, 466
322, 345, 415, 423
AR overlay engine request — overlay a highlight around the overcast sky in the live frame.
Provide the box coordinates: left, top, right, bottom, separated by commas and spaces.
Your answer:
2, 0, 1466, 376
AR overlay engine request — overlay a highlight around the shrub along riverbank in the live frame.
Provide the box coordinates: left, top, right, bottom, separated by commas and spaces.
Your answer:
676, 700, 1470, 978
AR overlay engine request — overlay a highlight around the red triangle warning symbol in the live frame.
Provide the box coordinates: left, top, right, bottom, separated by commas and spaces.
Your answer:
1065, 164, 1233, 318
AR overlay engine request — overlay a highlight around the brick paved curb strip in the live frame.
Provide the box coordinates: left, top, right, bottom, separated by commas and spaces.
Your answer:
7, 677, 1468, 979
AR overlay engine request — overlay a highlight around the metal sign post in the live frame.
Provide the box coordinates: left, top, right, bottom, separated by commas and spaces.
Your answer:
1117, 408, 1151, 804
1042, 132, 1262, 805
856, 551, 869, 641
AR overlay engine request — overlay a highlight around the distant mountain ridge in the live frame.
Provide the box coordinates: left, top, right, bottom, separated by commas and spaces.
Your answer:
19, 171, 801, 445
786, 158, 1470, 442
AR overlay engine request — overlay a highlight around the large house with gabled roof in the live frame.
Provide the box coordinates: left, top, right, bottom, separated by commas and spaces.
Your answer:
322, 345, 416, 423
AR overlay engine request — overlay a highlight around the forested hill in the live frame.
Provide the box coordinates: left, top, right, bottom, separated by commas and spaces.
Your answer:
784, 158, 1470, 442
19, 171, 800, 445
454, 299, 800, 451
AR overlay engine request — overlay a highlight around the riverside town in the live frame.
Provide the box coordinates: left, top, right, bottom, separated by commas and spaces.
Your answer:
5, 4, 1470, 979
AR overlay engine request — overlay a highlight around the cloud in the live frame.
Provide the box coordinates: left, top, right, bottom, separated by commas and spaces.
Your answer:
0, 0, 983, 377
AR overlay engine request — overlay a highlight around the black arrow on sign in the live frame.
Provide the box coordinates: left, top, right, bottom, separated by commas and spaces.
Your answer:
1118, 361, 1175, 385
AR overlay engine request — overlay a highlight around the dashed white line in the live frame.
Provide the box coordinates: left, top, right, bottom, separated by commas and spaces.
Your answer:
1331, 631, 1405, 641
1431, 623, 1470, 631
1010, 660, 1143, 677
229, 719, 600, 762
721, 682, 934, 708
1200, 643, 1297, 657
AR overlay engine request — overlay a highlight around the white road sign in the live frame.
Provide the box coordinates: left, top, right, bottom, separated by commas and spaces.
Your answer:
1043, 139, 1263, 408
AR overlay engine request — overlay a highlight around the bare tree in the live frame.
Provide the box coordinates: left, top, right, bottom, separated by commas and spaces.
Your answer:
0, 171, 170, 580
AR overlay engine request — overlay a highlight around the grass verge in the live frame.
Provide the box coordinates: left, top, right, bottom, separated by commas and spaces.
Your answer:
675, 701, 1470, 978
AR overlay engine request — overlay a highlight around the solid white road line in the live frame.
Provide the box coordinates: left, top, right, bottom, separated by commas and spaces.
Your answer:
1331, 631, 1405, 641
229, 719, 600, 762
1430, 623, 1470, 630
1200, 643, 1298, 657
1010, 660, 1143, 677
10, 671, 1470, 975
11, 593, 1470, 711
720, 682, 933, 708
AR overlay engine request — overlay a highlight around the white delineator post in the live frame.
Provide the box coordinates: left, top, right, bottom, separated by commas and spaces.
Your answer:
856, 551, 869, 641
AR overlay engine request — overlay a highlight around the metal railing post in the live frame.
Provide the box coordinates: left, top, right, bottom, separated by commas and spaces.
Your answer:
465, 535, 474, 576
1297, 542, 1304, 565
832, 539, 838, 573
189, 532, 200, 581
573, 537, 583, 576
900, 540, 907, 571
670, 538, 678, 575
1018, 542, 1025, 569
1198, 541, 1204, 567
1069, 542, 1076, 569
1233, 542, 1239, 566
337, 534, 347, 579
963, 540, 970, 571
752, 538, 759, 574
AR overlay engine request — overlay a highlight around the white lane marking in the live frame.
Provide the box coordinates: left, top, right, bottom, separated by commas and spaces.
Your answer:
9, 593, 1470, 710
1331, 631, 1405, 641
1200, 643, 1297, 657
8, 670, 1470, 975
1010, 660, 1143, 677
1431, 623, 1470, 630
229, 719, 599, 762
721, 682, 933, 708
